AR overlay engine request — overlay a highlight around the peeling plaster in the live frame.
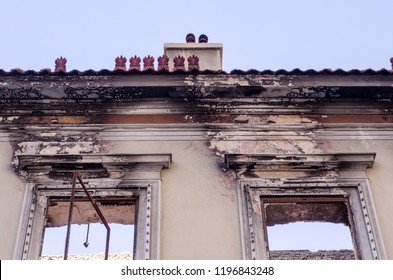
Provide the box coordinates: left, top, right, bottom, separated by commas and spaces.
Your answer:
207, 113, 326, 179
11, 134, 105, 177
1, 116, 19, 123
184, 76, 250, 87
209, 140, 321, 158
267, 115, 317, 124
234, 115, 268, 125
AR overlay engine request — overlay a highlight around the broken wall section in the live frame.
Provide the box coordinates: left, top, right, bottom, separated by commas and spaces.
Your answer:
270, 250, 355, 260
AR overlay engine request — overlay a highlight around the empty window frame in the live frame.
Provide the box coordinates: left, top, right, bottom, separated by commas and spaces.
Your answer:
238, 181, 386, 260
17, 182, 159, 260
261, 196, 357, 260
14, 153, 171, 260
41, 196, 136, 260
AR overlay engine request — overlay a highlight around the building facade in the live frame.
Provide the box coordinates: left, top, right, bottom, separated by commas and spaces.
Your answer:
0, 36, 392, 260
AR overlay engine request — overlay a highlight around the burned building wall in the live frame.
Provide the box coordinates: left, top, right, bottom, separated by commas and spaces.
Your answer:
111, 136, 393, 259
2, 125, 393, 259
0, 72, 393, 259
0, 134, 108, 259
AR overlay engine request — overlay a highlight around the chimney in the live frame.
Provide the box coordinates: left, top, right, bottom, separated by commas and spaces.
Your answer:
164, 33, 223, 71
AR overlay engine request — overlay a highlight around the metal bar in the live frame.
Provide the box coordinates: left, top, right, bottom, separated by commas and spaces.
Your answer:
83, 223, 90, 248
64, 172, 77, 260
76, 173, 111, 260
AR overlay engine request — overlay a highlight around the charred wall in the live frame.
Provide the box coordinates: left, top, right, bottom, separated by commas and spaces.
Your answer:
1, 72, 393, 259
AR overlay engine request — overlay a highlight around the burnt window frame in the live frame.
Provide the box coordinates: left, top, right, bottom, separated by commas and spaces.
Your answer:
16, 181, 160, 260
13, 154, 171, 260
44, 195, 138, 259
225, 153, 387, 260
238, 180, 385, 260
27, 184, 153, 260
261, 194, 359, 259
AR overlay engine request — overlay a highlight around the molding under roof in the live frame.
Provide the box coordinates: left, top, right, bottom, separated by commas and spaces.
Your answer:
224, 153, 376, 172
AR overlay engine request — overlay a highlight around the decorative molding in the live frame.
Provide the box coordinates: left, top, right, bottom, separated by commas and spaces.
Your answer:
225, 153, 376, 172
4, 124, 393, 142
18, 154, 172, 181
2, 74, 393, 103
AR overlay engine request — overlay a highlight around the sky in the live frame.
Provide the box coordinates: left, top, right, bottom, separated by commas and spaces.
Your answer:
42, 224, 134, 256
267, 222, 353, 252
0, 0, 392, 72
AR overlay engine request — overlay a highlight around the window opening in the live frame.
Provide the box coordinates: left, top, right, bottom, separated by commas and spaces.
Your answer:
41, 223, 135, 260
261, 196, 358, 260
267, 222, 353, 251
40, 172, 137, 260
17, 153, 171, 260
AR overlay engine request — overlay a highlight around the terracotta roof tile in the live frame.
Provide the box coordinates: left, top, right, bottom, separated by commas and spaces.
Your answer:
0, 67, 391, 76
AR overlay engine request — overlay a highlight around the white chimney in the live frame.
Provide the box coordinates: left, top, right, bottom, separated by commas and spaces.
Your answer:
164, 34, 223, 71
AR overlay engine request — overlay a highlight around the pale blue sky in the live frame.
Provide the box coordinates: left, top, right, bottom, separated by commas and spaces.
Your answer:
268, 222, 353, 252
42, 224, 134, 256
1, 0, 392, 71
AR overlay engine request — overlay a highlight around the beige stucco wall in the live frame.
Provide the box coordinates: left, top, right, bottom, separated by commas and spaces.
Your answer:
118, 138, 393, 260
322, 140, 393, 259
0, 137, 392, 259
114, 138, 393, 259
0, 142, 25, 259
113, 140, 240, 259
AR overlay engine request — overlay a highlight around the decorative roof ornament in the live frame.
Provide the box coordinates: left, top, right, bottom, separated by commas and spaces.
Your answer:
390, 57, 393, 71
173, 55, 185, 71
143, 55, 155, 71
129, 55, 141, 71
114, 56, 127, 71
186, 33, 196, 43
187, 55, 199, 71
157, 55, 169, 71
55, 57, 67, 72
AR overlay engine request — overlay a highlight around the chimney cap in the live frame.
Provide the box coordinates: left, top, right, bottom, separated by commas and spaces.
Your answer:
198, 34, 208, 43
186, 33, 196, 43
